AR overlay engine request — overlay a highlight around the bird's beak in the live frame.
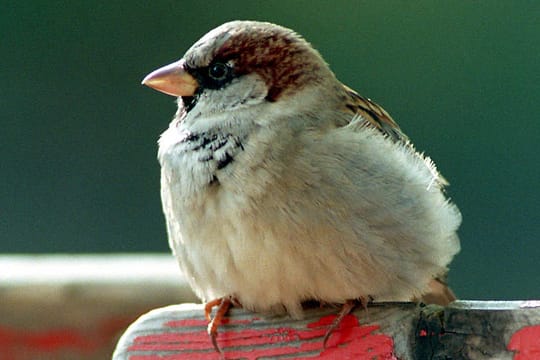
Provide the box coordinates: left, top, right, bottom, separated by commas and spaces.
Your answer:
141, 60, 198, 97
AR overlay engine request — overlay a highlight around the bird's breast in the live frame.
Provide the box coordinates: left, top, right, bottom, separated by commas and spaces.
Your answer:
158, 124, 248, 195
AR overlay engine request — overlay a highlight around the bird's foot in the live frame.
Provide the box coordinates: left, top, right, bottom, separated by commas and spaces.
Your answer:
322, 296, 371, 348
205, 297, 237, 358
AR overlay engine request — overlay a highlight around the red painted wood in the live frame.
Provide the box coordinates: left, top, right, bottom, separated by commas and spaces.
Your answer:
508, 325, 540, 360
115, 302, 540, 359
126, 312, 397, 359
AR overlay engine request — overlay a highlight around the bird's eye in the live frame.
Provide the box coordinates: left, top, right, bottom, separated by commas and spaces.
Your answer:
208, 62, 229, 81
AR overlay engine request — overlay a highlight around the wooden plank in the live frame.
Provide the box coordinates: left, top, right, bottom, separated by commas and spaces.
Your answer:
0, 254, 197, 360
417, 301, 540, 359
113, 301, 540, 360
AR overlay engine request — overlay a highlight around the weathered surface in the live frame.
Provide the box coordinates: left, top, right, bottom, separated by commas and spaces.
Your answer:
113, 301, 540, 360
416, 301, 540, 360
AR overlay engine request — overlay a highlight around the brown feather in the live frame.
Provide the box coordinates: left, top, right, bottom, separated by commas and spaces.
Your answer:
342, 85, 409, 143
418, 278, 457, 306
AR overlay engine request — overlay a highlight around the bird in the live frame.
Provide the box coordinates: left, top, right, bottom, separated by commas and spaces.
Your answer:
142, 20, 461, 355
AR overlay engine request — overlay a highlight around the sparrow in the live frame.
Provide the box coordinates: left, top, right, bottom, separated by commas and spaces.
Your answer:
142, 20, 461, 354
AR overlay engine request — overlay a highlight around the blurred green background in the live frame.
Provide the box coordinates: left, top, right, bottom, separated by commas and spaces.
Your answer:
2, 1, 539, 301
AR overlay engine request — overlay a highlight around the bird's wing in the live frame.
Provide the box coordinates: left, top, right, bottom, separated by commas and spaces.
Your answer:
341, 85, 409, 143
340, 84, 449, 186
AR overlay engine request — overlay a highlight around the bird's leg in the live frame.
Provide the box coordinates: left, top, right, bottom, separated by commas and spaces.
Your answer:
322, 299, 355, 348
204, 298, 224, 321
322, 296, 371, 348
359, 295, 371, 323
205, 297, 232, 356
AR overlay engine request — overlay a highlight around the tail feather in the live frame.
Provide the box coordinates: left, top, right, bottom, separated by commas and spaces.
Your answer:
418, 278, 456, 306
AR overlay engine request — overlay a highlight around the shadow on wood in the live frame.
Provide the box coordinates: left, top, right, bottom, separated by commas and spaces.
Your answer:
113, 300, 540, 359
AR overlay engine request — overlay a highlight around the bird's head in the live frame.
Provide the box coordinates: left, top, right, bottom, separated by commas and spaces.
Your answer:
142, 21, 340, 129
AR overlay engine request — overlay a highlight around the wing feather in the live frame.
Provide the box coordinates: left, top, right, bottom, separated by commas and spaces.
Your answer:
342, 85, 408, 143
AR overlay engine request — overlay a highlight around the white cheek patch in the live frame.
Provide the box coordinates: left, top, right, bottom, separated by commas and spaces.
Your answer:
179, 73, 269, 133
199, 73, 268, 112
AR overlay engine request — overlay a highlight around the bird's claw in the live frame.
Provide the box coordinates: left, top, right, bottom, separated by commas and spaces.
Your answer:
205, 297, 232, 357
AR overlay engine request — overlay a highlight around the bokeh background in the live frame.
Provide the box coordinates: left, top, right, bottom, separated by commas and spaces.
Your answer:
2, 2, 539, 301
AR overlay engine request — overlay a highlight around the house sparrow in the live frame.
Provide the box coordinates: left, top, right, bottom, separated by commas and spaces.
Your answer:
142, 20, 461, 354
